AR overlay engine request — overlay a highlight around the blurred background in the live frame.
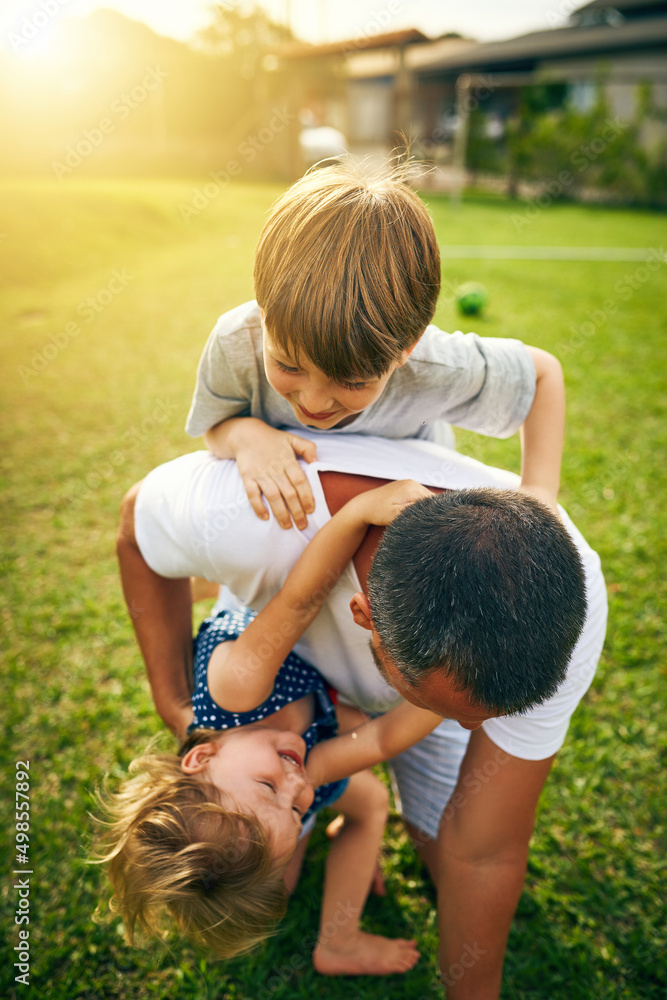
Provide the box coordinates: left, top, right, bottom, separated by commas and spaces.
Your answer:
1, 0, 666, 202
1, 5, 665, 1000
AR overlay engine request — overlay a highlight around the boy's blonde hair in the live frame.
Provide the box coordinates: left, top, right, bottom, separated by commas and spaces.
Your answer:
254, 160, 441, 382
93, 732, 288, 959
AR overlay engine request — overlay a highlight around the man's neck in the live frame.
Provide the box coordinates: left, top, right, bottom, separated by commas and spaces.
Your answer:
318, 471, 390, 590
318, 471, 446, 590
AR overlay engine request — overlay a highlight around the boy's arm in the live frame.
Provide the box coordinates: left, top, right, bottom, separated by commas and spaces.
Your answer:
207, 480, 432, 713
204, 417, 318, 530
306, 701, 442, 787
519, 347, 565, 513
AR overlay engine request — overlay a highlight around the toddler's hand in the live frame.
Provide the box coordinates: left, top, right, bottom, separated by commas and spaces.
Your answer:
235, 424, 318, 529
354, 479, 433, 527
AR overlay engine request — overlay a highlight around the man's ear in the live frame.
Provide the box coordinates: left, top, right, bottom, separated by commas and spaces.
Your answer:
181, 743, 215, 774
350, 592, 373, 630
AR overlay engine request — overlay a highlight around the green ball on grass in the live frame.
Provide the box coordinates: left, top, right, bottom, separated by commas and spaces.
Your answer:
456, 282, 488, 316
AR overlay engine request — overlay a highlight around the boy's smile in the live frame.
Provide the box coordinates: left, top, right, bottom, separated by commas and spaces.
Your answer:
262, 325, 408, 429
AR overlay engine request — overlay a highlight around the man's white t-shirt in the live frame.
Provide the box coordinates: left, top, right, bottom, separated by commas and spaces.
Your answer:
135, 432, 607, 764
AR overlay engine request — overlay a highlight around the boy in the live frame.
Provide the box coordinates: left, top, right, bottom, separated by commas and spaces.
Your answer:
186, 162, 565, 528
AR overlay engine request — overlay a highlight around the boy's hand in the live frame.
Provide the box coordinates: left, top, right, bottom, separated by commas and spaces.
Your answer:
519, 347, 565, 518
518, 482, 560, 516
233, 422, 318, 529
351, 479, 433, 527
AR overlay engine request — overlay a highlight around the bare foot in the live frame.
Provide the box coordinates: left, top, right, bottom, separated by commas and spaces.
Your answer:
313, 932, 420, 976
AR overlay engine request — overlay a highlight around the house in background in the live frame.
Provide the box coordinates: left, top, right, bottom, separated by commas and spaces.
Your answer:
276, 29, 477, 160
277, 0, 667, 178
414, 0, 667, 151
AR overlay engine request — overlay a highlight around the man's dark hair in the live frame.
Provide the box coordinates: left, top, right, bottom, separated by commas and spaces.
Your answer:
367, 489, 587, 715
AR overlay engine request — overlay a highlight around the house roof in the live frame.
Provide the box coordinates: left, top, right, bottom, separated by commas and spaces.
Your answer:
578, 0, 666, 12
415, 12, 667, 75
276, 28, 431, 60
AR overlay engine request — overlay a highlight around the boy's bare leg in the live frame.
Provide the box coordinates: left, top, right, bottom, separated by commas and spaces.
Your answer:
313, 769, 420, 976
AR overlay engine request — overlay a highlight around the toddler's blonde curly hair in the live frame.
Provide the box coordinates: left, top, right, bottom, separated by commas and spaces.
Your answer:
93, 731, 289, 959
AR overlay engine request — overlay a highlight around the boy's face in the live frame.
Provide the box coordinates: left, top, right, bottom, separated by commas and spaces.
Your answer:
262, 323, 409, 430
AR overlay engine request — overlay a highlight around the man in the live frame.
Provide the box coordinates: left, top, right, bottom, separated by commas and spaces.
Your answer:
117, 432, 606, 998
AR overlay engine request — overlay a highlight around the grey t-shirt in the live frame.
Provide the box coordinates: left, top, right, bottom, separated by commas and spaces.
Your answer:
185, 300, 536, 440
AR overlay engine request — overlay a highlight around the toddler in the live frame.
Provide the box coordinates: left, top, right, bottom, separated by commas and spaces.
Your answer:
97, 480, 442, 975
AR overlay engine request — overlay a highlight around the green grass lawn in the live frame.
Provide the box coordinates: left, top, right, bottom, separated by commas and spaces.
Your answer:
0, 178, 665, 1000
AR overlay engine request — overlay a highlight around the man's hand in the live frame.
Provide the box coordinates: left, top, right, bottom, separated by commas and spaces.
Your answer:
205, 418, 318, 529
351, 479, 433, 527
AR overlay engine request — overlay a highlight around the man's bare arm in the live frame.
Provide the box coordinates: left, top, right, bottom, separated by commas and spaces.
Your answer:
116, 483, 194, 740
436, 728, 555, 998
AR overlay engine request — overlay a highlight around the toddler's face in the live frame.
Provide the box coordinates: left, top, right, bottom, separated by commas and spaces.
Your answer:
262, 325, 405, 430
184, 726, 314, 860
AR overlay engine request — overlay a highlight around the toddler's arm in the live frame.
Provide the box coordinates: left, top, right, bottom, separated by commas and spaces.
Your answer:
206, 480, 433, 714
205, 416, 317, 530
305, 701, 442, 788
519, 346, 565, 513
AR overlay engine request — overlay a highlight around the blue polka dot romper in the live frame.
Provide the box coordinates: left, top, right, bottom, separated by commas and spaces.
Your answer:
189, 608, 348, 821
